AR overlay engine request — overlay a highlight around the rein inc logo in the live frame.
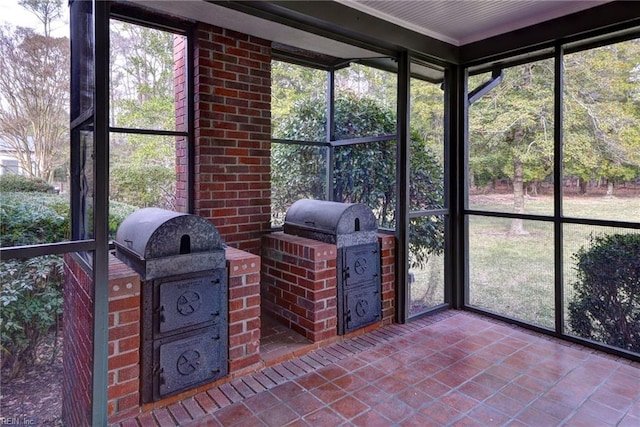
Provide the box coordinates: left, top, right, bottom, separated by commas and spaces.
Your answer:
0, 418, 35, 425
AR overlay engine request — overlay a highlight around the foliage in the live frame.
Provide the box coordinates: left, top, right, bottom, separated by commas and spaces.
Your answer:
0, 193, 69, 246
0, 174, 54, 193
110, 164, 175, 209
0, 24, 69, 182
568, 233, 640, 352
1, 256, 63, 379
273, 92, 444, 267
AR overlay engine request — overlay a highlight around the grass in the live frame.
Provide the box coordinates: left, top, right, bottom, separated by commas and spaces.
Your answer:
409, 194, 640, 333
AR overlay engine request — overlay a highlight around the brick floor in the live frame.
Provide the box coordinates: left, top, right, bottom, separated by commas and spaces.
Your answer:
114, 311, 640, 426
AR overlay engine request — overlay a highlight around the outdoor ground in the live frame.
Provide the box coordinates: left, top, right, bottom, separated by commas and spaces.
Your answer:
0, 334, 63, 426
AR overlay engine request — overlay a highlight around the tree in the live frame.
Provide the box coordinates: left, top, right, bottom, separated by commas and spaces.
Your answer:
18, 0, 63, 38
273, 92, 444, 267
469, 61, 554, 234
0, 25, 69, 182
563, 40, 640, 196
108, 22, 177, 209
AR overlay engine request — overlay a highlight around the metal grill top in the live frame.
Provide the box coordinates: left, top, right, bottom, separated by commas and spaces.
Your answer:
114, 208, 225, 280
283, 199, 378, 247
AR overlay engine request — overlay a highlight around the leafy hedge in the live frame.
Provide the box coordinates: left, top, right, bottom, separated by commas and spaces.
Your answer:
0, 174, 55, 193
1, 189, 137, 377
569, 233, 640, 352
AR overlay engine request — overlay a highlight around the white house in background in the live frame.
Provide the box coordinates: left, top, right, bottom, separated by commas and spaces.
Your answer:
0, 138, 33, 176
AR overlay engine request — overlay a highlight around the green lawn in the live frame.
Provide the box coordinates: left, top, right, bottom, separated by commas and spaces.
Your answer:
409, 195, 639, 332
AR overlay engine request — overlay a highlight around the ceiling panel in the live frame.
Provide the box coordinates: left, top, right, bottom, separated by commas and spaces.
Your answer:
337, 0, 612, 45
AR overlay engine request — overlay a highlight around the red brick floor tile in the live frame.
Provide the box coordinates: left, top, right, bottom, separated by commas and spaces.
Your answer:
270, 381, 305, 402
287, 392, 326, 417
414, 377, 453, 398
180, 414, 221, 427
242, 390, 280, 414
316, 364, 348, 381
373, 374, 409, 394
588, 388, 635, 413
136, 411, 158, 427
484, 363, 522, 381
212, 402, 253, 426
618, 414, 640, 427
433, 369, 468, 388
150, 408, 176, 427
166, 403, 192, 425
515, 406, 565, 426
628, 399, 640, 418
294, 372, 327, 391
409, 358, 442, 376
466, 403, 511, 425
483, 392, 525, 417
351, 384, 388, 407
181, 397, 205, 419
352, 364, 386, 382
194, 391, 219, 414
330, 395, 368, 420
334, 355, 368, 372
372, 398, 414, 424
302, 407, 346, 426
371, 355, 405, 372
395, 387, 433, 409
574, 399, 626, 425
420, 399, 465, 424
352, 409, 395, 427
528, 395, 573, 420
452, 416, 488, 427
309, 382, 345, 404
457, 379, 496, 402
439, 391, 480, 413
332, 372, 368, 392
220, 413, 266, 427
601, 372, 640, 400
563, 409, 616, 427
400, 413, 442, 427
256, 402, 298, 427
499, 382, 540, 405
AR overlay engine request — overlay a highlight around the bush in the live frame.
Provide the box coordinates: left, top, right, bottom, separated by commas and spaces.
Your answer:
568, 233, 640, 352
0, 193, 70, 246
0, 174, 54, 193
0, 192, 137, 377
1, 256, 64, 379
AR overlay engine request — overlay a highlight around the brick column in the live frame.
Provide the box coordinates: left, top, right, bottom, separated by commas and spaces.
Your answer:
62, 254, 94, 427
191, 24, 272, 254
106, 257, 141, 423
378, 234, 396, 324
226, 247, 262, 374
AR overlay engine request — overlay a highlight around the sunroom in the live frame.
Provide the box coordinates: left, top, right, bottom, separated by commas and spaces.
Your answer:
2, 1, 639, 425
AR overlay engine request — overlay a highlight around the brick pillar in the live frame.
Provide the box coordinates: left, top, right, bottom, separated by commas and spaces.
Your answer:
174, 34, 188, 213
106, 257, 141, 423
261, 232, 338, 342
191, 24, 272, 254
226, 247, 262, 375
378, 234, 396, 324
62, 254, 94, 427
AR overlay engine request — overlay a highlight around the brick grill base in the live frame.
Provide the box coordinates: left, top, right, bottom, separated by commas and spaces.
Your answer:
261, 232, 395, 342
63, 248, 261, 425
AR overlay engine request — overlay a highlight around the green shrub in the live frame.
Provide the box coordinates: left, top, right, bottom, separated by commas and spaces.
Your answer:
1, 256, 64, 379
568, 233, 640, 352
0, 193, 70, 246
0, 192, 137, 377
0, 174, 54, 193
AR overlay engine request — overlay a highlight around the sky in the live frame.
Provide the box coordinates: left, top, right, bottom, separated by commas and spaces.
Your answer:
0, 0, 69, 37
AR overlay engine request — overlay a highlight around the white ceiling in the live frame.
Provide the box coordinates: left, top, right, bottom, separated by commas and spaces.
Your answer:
338, 0, 612, 46
137, 0, 612, 57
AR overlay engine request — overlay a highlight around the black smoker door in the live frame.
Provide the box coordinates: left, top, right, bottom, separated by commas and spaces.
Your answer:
157, 328, 226, 398
343, 243, 379, 288
345, 283, 381, 333
158, 270, 226, 335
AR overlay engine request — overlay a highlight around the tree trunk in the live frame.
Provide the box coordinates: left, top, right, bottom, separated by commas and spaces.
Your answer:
579, 177, 588, 195
511, 158, 528, 235
605, 180, 615, 197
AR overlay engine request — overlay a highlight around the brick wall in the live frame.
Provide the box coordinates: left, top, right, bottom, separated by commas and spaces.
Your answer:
62, 254, 94, 427
261, 232, 339, 342
190, 23, 272, 254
